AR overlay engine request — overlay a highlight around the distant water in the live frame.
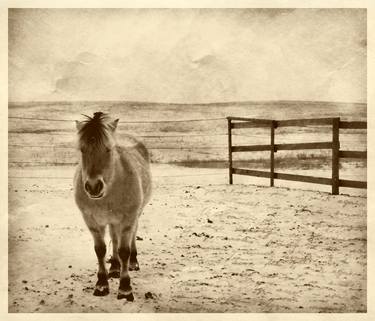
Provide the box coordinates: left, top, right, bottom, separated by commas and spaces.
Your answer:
8, 100, 367, 165
9, 100, 366, 121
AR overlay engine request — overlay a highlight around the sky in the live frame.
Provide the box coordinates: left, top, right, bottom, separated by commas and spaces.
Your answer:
8, 8, 366, 103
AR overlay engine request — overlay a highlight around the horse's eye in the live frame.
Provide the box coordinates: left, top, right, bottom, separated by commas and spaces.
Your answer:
106, 147, 111, 153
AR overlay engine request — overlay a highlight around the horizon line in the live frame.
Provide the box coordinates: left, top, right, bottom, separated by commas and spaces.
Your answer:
8, 99, 367, 106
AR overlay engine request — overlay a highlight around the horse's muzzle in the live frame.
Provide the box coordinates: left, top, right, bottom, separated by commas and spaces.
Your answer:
85, 178, 105, 199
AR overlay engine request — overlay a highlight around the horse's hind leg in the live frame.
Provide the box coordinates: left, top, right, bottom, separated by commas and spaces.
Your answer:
117, 226, 135, 301
129, 221, 139, 271
90, 226, 109, 296
108, 224, 121, 278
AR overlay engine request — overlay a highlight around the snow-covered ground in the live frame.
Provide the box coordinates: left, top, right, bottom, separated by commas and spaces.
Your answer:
8, 164, 366, 312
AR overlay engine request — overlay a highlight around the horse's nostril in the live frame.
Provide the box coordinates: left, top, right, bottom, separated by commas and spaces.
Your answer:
94, 180, 104, 195
84, 181, 91, 194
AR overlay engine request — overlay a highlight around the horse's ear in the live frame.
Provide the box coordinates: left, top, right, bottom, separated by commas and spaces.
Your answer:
75, 120, 84, 132
109, 119, 119, 131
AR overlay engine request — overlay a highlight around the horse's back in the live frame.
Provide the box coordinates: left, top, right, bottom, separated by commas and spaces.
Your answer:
134, 141, 150, 163
117, 139, 152, 207
120, 134, 150, 162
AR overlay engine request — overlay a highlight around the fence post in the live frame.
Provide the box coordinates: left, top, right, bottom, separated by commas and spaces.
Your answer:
227, 118, 233, 184
332, 117, 340, 195
270, 120, 276, 187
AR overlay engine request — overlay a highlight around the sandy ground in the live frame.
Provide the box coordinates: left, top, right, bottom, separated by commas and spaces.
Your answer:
8, 165, 366, 313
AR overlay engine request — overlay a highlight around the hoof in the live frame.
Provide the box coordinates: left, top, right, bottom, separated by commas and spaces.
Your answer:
93, 285, 109, 296
108, 270, 120, 278
129, 262, 140, 271
117, 292, 134, 301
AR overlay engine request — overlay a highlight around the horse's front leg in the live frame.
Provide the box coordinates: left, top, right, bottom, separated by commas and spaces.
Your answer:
108, 224, 121, 278
117, 225, 135, 301
90, 226, 109, 296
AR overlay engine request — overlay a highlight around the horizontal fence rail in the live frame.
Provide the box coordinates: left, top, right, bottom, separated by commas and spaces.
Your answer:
339, 151, 367, 159
339, 121, 367, 129
227, 117, 368, 129
227, 117, 367, 195
231, 142, 333, 153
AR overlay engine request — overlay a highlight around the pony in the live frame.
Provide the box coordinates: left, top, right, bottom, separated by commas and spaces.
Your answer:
73, 112, 151, 301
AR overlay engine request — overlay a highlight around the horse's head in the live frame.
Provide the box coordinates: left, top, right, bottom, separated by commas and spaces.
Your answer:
75, 112, 119, 200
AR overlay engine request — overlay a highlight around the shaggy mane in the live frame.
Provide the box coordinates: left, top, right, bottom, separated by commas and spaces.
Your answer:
78, 112, 112, 150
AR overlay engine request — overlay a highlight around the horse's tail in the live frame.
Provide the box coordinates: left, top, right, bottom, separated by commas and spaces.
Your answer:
135, 141, 150, 162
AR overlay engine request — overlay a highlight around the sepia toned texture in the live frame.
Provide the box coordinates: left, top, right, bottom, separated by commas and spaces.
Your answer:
9, 9, 366, 103
8, 8, 367, 314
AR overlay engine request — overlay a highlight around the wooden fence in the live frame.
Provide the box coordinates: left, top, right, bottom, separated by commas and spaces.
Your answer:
227, 117, 367, 195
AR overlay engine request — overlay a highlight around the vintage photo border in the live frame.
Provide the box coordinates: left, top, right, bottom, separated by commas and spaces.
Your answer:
0, 0, 373, 320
